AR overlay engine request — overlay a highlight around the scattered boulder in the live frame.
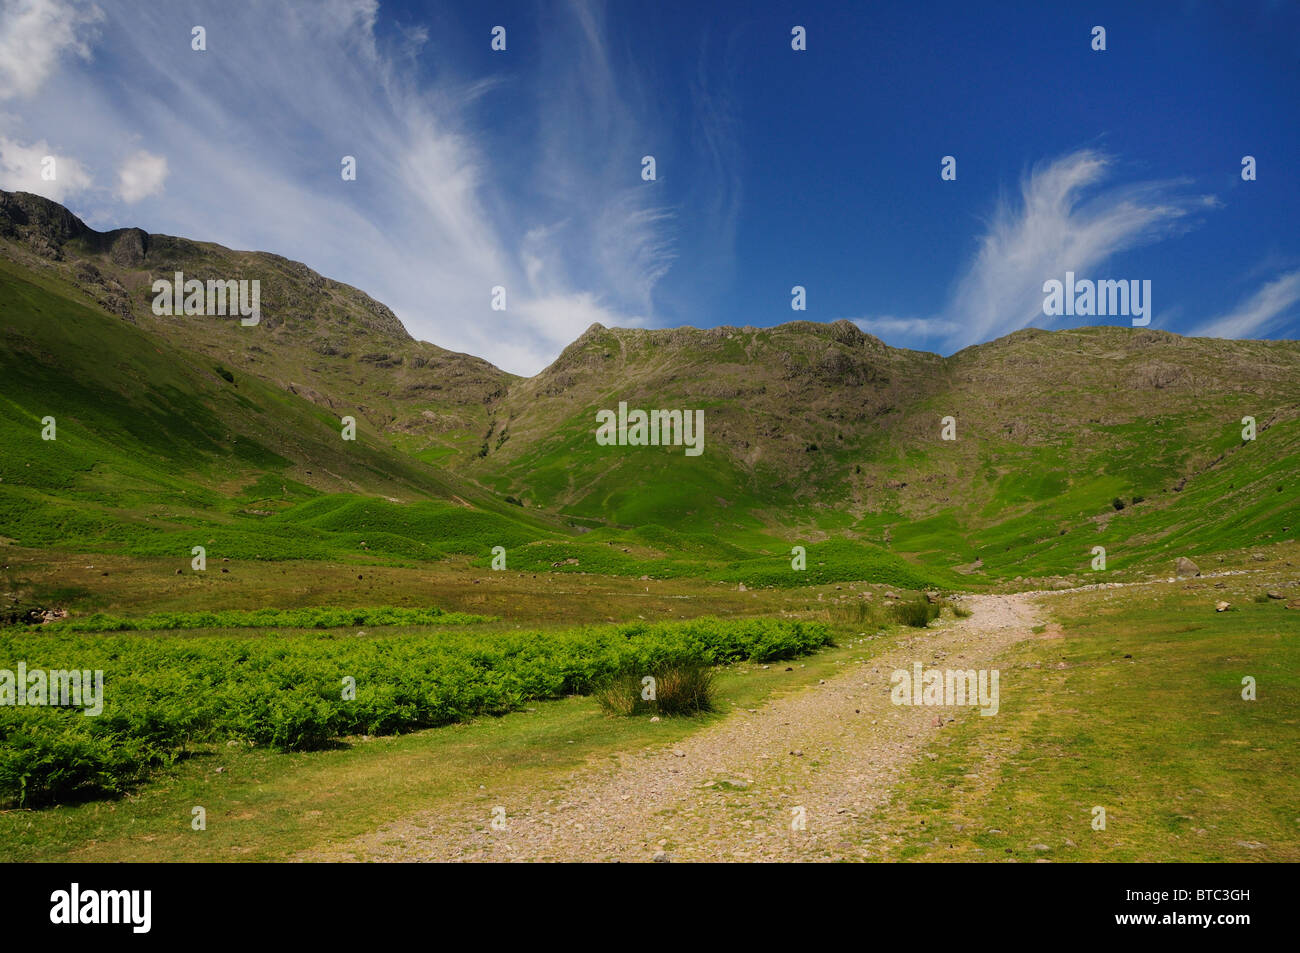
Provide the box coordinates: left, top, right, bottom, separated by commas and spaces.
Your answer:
1215, 601, 1231, 612
1175, 557, 1200, 578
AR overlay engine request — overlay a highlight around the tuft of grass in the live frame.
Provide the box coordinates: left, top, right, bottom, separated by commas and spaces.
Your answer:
823, 600, 886, 626
596, 663, 717, 717
889, 598, 942, 628
652, 664, 717, 715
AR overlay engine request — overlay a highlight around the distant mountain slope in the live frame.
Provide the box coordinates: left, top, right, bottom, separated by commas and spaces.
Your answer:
3, 191, 1296, 583
0, 249, 561, 566
472, 320, 1300, 576
0, 190, 511, 469
468, 320, 941, 523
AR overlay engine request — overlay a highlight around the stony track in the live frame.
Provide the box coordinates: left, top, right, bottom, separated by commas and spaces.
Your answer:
305, 592, 1043, 862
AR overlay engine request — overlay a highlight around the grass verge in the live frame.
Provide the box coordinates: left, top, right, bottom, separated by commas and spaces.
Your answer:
868, 581, 1300, 861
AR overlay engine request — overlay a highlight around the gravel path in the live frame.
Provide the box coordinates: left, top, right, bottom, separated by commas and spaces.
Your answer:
306, 593, 1043, 862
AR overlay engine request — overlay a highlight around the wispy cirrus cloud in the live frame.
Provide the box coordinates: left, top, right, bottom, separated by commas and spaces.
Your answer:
1193, 269, 1300, 339
838, 150, 1220, 353
0, 0, 697, 375
523, 0, 677, 321
848, 316, 960, 343
940, 150, 1214, 351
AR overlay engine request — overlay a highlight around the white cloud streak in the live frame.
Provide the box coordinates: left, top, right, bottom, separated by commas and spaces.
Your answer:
941, 150, 1211, 351
1193, 269, 1300, 339
840, 151, 1219, 353
849, 316, 960, 343
0, 0, 686, 375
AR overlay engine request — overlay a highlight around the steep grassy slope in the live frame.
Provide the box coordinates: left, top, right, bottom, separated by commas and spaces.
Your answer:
474, 321, 1300, 579
0, 248, 938, 588
474, 320, 942, 518
0, 190, 510, 468
3, 190, 1296, 588
894, 328, 1300, 576
0, 255, 562, 565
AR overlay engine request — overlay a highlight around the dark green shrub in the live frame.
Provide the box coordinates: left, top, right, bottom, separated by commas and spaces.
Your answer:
889, 598, 941, 628
0, 616, 829, 806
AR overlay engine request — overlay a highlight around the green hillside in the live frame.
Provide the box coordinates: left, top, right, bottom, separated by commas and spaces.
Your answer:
2, 189, 1297, 591
473, 321, 1300, 581
0, 255, 560, 566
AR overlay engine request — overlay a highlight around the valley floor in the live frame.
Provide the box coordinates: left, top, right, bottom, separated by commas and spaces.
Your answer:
3, 547, 1296, 863
301, 567, 1297, 863
303, 593, 1039, 862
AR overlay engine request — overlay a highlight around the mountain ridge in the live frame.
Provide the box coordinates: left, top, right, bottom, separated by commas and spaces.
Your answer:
3, 190, 1298, 583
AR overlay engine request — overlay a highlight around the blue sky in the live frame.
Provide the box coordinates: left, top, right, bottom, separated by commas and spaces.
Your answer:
2, 0, 1297, 374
